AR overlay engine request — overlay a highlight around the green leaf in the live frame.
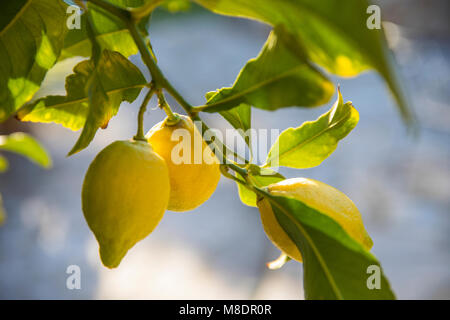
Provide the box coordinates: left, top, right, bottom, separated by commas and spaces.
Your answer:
68, 50, 146, 155
18, 50, 146, 134
205, 90, 252, 147
0, 0, 68, 121
0, 155, 9, 172
220, 104, 251, 146
195, 0, 413, 124
0, 133, 51, 168
61, 0, 161, 60
259, 190, 395, 299
265, 89, 359, 169
236, 165, 284, 207
201, 26, 334, 113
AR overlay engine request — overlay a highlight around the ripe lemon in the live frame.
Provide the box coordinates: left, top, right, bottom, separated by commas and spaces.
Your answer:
257, 178, 373, 262
147, 114, 220, 212
82, 140, 170, 268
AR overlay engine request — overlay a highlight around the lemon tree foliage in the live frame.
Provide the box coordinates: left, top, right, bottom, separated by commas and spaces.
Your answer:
0, 132, 52, 168
265, 90, 359, 169
61, 0, 161, 60
20, 50, 146, 131
236, 165, 284, 208
202, 26, 334, 113
0, 0, 409, 299
258, 189, 395, 299
194, 0, 413, 125
0, 0, 68, 122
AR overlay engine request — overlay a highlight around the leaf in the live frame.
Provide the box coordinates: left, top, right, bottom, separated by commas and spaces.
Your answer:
195, 0, 413, 124
68, 50, 146, 155
236, 165, 284, 207
18, 54, 146, 132
0, 0, 68, 122
265, 89, 359, 169
258, 190, 396, 299
201, 25, 334, 113
0, 133, 51, 168
61, 0, 162, 60
205, 90, 252, 147
220, 104, 251, 146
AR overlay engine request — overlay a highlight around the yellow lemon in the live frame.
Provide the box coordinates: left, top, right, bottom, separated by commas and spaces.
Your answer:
257, 178, 373, 262
147, 114, 220, 212
82, 140, 170, 268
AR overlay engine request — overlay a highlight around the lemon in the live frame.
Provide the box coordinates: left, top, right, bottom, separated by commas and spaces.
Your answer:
82, 140, 170, 268
257, 178, 373, 262
147, 114, 220, 212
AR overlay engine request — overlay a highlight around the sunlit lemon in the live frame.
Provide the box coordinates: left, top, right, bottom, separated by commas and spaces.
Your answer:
82, 140, 170, 268
147, 115, 220, 212
257, 178, 373, 262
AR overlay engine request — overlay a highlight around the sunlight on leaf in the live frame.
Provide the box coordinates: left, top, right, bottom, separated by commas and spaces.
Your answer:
67, 50, 146, 155
195, 0, 414, 125
202, 26, 334, 113
265, 89, 359, 169
0, 132, 51, 168
0, 0, 68, 122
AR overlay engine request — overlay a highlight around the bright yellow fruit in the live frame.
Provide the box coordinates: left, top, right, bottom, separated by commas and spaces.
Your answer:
147, 114, 220, 212
82, 140, 170, 268
257, 178, 373, 262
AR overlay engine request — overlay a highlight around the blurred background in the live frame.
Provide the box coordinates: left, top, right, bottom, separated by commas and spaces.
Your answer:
0, 0, 449, 299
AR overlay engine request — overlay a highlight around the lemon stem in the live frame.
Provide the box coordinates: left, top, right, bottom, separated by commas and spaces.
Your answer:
134, 84, 156, 141
157, 91, 180, 125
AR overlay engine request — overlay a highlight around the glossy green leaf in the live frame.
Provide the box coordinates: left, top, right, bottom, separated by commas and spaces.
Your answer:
61, 0, 162, 60
201, 26, 334, 113
0, 133, 51, 168
195, 0, 413, 124
0, 0, 68, 122
265, 89, 359, 169
258, 190, 396, 299
236, 165, 284, 207
68, 50, 146, 155
18, 52, 146, 133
